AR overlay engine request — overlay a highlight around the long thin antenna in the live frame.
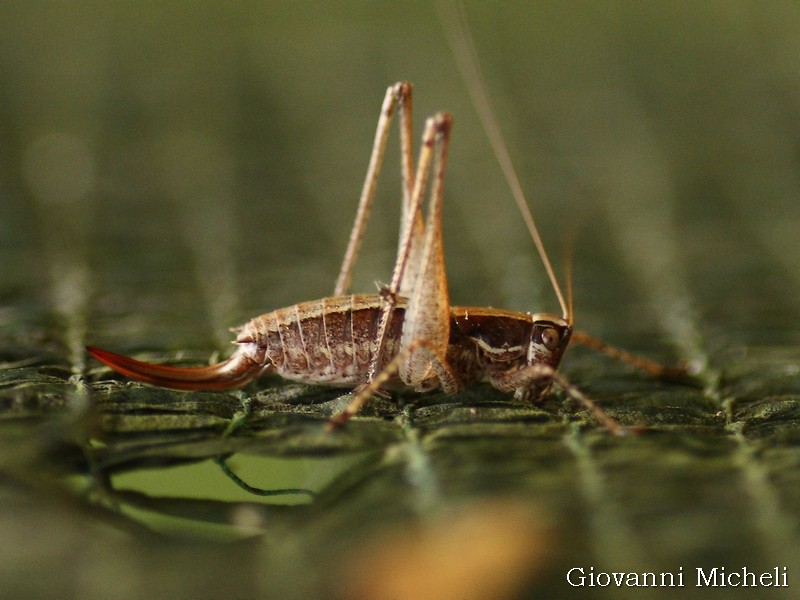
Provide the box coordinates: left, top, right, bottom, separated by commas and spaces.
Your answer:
435, 0, 570, 321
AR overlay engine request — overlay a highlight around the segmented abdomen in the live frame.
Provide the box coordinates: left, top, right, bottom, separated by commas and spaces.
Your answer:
236, 295, 405, 386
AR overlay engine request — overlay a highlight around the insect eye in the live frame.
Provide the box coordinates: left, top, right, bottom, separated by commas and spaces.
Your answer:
540, 327, 560, 351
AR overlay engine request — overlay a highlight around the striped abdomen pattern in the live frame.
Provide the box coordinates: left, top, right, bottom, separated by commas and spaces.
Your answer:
235, 295, 406, 387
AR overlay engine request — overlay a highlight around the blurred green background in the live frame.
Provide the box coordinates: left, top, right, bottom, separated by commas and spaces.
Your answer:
2, 1, 800, 599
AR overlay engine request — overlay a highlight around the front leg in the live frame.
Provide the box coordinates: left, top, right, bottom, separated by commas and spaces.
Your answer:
491, 364, 627, 435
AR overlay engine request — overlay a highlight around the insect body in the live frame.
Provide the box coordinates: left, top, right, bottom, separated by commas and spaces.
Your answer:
88, 82, 680, 433
88, 295, 571, 400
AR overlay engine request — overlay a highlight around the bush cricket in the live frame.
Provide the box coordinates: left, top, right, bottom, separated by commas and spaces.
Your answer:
87, 77, 686, 435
